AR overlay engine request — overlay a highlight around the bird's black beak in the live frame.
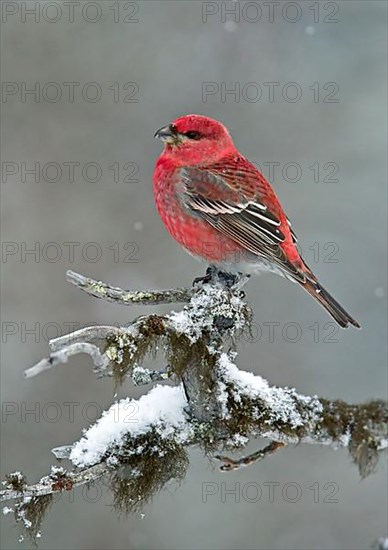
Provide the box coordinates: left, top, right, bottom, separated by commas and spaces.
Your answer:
154, 124, 179, 144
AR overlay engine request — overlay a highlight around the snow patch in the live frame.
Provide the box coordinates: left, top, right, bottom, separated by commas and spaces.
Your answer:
168, 283, 247, 343
70, 385, 191, 467
218, 352, 323, 428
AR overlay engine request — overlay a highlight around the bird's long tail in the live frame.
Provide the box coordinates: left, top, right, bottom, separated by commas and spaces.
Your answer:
302, 278, 360, 329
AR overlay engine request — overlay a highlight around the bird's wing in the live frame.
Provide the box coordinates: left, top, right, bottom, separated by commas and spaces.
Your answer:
179, 159, 305, 282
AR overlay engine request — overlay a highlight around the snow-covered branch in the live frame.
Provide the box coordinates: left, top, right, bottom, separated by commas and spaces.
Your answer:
2, 269, 387, 542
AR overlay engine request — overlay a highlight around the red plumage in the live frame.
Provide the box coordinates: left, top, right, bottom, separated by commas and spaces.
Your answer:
153, 114, 360, 329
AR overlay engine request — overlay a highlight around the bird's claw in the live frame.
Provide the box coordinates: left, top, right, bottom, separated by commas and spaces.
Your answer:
193, 266, 215, 287
193, 266, 250, 290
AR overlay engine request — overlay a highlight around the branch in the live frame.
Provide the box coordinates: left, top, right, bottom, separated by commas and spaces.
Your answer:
24, 342, 109, 379
2, 269, 387, 543
1, 465, 107, 502
66, 269, 193, 305
2, 371, 386, 501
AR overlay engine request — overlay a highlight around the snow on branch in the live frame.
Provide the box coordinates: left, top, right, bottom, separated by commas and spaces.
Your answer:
2, 268, 387, 542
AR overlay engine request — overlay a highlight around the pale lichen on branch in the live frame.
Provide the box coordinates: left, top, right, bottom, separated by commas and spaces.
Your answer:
66, 269, 194, 305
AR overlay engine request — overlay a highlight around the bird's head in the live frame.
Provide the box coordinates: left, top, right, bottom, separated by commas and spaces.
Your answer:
154, 114, 236, 166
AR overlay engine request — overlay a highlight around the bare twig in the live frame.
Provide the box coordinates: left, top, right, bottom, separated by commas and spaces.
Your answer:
215, 441, 286, 471
49, 325, 126, 351
66, 270, 194, 305
25, 343, 110, 379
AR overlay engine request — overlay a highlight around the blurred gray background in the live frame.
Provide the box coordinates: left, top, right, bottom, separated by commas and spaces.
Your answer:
1, 1, 387, 549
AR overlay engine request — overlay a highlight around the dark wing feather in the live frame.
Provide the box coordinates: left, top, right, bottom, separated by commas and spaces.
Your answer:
287, 217, 298, 244
187, 194, 285, 245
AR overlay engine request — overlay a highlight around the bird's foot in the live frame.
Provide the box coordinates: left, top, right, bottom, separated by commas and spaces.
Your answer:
193, 266, 216, 287
216, 270, 243, 288
193, 266, 250, 290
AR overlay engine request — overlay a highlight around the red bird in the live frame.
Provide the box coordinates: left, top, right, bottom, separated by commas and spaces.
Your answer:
153, 114, 360, 329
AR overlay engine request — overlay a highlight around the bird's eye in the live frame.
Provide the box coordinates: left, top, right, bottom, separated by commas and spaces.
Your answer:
185, 131, 202, 140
